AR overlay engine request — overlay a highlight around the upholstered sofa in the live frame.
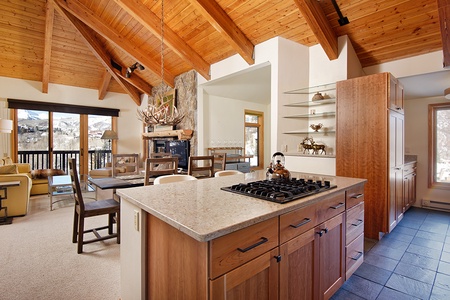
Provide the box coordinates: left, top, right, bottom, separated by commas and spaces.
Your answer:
30, 168, 65, 195
1, 157, 65, 196
0, 161, 32, 217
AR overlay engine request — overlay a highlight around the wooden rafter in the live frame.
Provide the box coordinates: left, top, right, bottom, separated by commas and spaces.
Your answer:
42, 0, 55, 94
438, 0, 450, 68
98, 70, 111, 100
53, 2, 142, 105
294, 0, 338, 60
187, 0, 255, 65
113, 0, 211, 80
53, 0, 175, 87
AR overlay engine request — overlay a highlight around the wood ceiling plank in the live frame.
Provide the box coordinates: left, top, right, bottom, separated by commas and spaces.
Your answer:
293, 0, 338, 60
187, 0, 255, 65
53, 1, 143, 105
113, 0, 211, 80
42, 0, 55, 94
438, 0, 450, 68
53, 0, 175, 87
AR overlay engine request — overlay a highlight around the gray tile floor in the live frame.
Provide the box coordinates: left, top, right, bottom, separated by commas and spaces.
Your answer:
332, 207, 450, 300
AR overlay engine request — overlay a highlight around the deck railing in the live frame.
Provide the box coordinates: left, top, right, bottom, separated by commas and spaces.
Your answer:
18, 150, 111, 173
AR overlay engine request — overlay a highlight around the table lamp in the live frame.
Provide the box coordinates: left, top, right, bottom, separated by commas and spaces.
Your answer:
0, 119, 13, 133
101, 130, 118, 150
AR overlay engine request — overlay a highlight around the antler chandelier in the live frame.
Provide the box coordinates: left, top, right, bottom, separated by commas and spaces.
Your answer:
137, 0, 184, 127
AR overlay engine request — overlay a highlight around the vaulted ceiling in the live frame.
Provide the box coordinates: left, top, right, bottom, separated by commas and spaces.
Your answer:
0, 0, 445, 105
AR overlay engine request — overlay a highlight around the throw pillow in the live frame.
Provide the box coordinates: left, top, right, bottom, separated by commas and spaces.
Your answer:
3, 157, 13, 165
0, 164, 19, 174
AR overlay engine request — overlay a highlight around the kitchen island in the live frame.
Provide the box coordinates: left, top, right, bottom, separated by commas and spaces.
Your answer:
117, 170, 366, 300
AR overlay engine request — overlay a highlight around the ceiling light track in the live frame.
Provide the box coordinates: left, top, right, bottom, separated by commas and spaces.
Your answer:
330, 0, 349, 26
125, 62, 145, 78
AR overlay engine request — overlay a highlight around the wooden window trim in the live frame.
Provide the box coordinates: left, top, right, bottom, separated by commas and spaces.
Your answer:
428, 102, 450, 190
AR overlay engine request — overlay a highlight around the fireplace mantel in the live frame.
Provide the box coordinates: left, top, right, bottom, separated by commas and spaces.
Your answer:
142, 129, 193, 140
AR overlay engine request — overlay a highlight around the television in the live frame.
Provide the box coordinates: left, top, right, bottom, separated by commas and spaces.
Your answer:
153, 140, 190, 170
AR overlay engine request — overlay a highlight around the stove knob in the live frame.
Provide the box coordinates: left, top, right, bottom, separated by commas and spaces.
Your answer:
316, 180, 322, 187
308, 179, 313, 184
324, 181, 331, 187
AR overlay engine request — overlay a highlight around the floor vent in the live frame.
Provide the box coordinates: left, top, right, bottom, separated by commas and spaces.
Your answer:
422, 199, 450, 212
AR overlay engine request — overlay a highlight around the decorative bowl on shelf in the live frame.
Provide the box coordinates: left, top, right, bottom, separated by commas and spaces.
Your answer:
312, 92, 324, 101
310, 123, 323, 132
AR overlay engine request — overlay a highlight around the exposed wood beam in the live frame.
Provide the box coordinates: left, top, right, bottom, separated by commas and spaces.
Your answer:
113, 0, 211, 80
187, 0, 254, 65
113, 68, 151, 94
98, 70, 111, 100
438, 0, 450, 68
53, 0, 175, 87
294, 0, 338, 60
42, 0, 55, 93
53, 2, 142, 105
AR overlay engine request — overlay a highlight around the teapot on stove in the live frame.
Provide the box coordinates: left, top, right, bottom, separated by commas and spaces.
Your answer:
266, 152, 291, 180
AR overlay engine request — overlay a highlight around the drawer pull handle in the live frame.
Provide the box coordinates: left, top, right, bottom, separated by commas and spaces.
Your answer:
351, 219, 363, 226
330, 202, 345, 209
290, 218, 311, 228
351, 194, 363, 199
237, 237, 268, 253
351, 251, 363, 261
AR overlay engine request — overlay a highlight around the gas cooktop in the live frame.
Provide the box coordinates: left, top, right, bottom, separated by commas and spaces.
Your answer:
221, 178, 337, 204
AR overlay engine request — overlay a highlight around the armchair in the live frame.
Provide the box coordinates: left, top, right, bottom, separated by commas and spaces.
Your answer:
0, 164, 32, 217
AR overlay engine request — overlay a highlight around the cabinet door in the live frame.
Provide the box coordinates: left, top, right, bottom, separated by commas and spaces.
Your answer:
389, 75, 404, 113
279, 227, 319, 300
319, 213, 345, 300
210, 248, 279, 300
388, 111, 404, 232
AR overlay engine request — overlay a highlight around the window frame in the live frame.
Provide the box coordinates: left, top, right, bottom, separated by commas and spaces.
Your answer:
428, 102, 450, 190
244, 110, 264, 170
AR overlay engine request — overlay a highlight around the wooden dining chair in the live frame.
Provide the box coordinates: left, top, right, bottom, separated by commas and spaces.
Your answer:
188, 155, 215, 178
69, 158, 120, 254
213, 152, 227, 174
150, 152, 172, 158
144, 157, 179, 186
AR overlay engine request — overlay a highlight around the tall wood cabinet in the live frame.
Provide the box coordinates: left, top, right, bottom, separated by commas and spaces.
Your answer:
336, 72, 404, 240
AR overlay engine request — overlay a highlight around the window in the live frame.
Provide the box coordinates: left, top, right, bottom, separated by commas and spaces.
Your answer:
244, 110, 264, 169
429, 103, 450, 189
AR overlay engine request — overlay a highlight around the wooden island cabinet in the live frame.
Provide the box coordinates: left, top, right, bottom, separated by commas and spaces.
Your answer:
118, 171, 366, 300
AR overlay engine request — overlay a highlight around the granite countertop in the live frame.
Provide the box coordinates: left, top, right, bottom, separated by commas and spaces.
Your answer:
117, 170, 366, 242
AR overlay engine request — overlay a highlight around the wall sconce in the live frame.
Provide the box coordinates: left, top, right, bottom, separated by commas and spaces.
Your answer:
125, 62, 145, 78
0, 119, 13, 133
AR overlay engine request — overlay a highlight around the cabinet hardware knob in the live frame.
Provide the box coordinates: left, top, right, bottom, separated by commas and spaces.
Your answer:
316, 228, 328, 237
290, 218, 311, 228
274, 255, 282, 262
237, 237, 268, 253
330, 202, 345, 209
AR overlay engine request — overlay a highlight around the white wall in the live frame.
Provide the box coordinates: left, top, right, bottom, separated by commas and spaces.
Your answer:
203, 94, 270, 156
405, 96, 450, 205
0, 76, 143, 157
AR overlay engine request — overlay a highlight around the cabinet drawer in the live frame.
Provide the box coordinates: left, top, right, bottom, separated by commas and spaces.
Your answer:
280, 203, 317, 244
346, 202, 364, 244
346, 233, 364, 280
346, 183, 365, 209
209, 218, 279, 279
316, 191, 345, 224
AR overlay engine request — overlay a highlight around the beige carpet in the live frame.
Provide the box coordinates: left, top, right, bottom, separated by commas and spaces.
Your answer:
0, 192, 120, 300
